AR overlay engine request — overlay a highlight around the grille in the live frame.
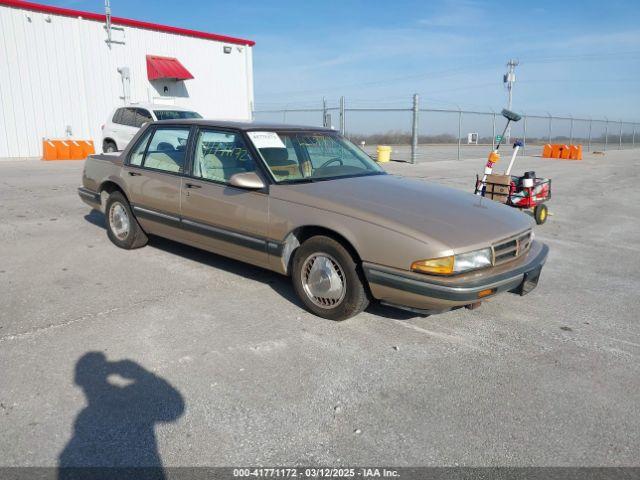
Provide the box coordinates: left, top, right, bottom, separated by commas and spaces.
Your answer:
492, 230, 532, 266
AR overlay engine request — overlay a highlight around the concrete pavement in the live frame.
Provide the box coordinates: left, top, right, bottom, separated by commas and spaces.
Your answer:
1, 149, 639, 467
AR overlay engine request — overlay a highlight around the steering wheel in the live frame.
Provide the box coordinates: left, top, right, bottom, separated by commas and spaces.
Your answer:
319, 157, 343, 169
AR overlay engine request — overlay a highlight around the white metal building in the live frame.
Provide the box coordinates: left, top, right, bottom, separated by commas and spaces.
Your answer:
0, 0, 255, 158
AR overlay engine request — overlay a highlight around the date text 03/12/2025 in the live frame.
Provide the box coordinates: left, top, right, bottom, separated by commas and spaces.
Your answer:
233, 468, 400, 478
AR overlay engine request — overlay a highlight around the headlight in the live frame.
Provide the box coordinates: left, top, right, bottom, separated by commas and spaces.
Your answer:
411, 247, 493, 275
452, 248, 492, 273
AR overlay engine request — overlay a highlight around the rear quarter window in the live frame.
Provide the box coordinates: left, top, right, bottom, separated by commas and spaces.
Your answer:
112, 109, 123, 124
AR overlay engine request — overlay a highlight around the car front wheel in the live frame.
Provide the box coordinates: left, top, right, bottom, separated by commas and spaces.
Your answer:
105, 191, 148, 249
292, 235, 369, 321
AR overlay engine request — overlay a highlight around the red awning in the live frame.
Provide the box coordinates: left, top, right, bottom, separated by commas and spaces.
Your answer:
146, 55, 194, 81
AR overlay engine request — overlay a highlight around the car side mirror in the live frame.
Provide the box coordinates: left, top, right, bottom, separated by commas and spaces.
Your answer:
229, 172, 266, 190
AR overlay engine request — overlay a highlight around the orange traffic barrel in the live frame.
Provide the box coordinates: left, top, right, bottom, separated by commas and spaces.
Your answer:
569, 145, 583, 160
69, 141, 84, 160
55, 141, 70, 160
43, 140, 57, 160
542, 144, 552, 158
81, 140, 95, 158
560, 145, 571, 159
551, 144, 562, 158
43, 139, 95, 161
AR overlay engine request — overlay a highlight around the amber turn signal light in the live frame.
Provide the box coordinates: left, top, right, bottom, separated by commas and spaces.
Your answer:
477, 288, 496, 298
411, 256, 455, 275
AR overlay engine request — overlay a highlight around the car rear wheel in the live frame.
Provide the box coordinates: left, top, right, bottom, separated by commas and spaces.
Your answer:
292, 236, 369, 321
105, 191, 148, 249
103, 140, 117, 153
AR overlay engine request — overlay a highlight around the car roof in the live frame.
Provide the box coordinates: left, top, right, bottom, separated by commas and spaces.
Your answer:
151, 119, 335, 132
116, 102, 198, 112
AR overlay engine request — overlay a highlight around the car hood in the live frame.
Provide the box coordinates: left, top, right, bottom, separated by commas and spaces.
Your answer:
271, 174, 533, 252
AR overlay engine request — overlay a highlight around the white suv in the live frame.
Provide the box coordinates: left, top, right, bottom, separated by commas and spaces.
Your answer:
101, 103, 201, 152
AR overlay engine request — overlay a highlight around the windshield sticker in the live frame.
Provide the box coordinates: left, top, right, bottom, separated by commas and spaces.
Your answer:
247, 131, 286, 149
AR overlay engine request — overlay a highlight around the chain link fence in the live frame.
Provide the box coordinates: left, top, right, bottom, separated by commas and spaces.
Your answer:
254, 96, 639, 163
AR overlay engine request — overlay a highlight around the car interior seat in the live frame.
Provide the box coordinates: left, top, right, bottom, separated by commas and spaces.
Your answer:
200, 152, 251, 182
144, 152, 181, 172
260, 148, 300, 179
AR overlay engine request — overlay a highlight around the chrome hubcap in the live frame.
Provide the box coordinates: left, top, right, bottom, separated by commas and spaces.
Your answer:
109, 202, 130, 240
301, 253, 346, 309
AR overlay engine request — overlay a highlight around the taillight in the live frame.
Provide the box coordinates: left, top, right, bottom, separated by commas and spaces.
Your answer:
101, 124, 105, 130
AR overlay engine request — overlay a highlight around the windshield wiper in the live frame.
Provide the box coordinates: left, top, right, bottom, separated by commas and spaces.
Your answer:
311, 171, 386, 182
278, 171, 385, 185
278, 177, 315, 184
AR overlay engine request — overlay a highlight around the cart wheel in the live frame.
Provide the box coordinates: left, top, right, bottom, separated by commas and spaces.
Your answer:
534, 204, 548, 225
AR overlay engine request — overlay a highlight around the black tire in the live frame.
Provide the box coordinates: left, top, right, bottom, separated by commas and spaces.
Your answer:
105, 191, 148, 249
292, 235, 369, 321
534, 203, 548, 225
103, 140, 117, 153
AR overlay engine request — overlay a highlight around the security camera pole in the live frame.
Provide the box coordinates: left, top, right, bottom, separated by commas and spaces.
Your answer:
504, 59, 519, 142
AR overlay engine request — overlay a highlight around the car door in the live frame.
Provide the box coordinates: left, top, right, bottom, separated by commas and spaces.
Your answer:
122, 125, 192, 238
178, 127, 270, 268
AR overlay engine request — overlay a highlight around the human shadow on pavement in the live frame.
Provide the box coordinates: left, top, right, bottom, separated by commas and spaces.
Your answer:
58, 352, 184, 480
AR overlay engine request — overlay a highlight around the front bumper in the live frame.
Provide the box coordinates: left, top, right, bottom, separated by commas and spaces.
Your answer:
363, 240, 549, 314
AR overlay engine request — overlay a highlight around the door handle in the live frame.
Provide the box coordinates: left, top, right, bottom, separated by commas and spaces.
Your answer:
185, 183, 202, 189
128, 171, 142, 176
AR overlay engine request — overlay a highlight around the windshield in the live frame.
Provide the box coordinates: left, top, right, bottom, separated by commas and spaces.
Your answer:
247, 131, 384, 183
154, 110, 202, 121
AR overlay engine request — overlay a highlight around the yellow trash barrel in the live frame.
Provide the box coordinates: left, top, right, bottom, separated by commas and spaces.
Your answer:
376, 145, 391, 163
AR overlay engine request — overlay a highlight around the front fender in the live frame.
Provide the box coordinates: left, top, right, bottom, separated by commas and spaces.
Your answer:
268, 198, 451, 275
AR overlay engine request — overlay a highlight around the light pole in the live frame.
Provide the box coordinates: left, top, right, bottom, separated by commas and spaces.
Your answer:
504, 59, 519, 142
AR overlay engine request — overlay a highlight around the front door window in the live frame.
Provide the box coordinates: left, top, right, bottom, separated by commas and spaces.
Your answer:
192, 129, 257, 183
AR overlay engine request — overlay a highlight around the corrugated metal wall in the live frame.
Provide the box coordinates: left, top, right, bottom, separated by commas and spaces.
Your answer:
0, 5, 254, 158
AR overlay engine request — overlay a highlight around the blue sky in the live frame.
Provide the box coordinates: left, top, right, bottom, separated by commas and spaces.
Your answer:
53, 0, 640, 121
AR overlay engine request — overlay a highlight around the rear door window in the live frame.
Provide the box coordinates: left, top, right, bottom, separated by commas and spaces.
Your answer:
128, 129, 153, 166
141, 127, 191, 173
120, 108, 137, 127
